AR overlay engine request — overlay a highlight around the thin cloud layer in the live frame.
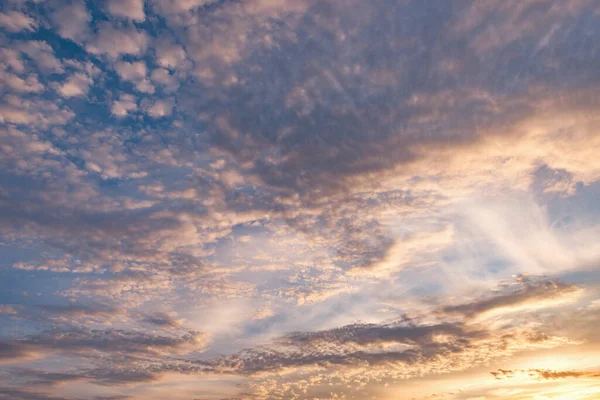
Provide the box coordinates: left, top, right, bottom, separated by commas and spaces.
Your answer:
491, 368, 600, 380
1, 0, 600, 399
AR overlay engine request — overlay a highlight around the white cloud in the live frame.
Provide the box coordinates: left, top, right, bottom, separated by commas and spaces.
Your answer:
152, 0, 215, 15
0, 95, 75, 127
146, 99, 174, 118
460, 195, 600, 276
0, 71, 44, 93
0, 10, 37, 32
135, 79, 155, 94
111, 94, 138, 117
151, 68, 179, 91
0, 48, 25, 73
51, 0, 91, 42
155, 38, 187, 69
106, 0, 146, 21
114, 60, 155, 93
0, 105, 32, 124
19, 41, 64, 74
114, 60, 147, 81
87, 24, 149, 58
55, 72, 93, 97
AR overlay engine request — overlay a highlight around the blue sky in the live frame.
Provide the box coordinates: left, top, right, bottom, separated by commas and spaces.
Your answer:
2, 0, 600, 399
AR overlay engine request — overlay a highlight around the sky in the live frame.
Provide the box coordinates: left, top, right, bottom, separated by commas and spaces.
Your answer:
1, 0, 600, 399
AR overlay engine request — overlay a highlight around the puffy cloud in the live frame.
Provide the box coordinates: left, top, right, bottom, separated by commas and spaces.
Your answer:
145, 98, 174, 118
114, 60, 147, 81
111, 94, 138, 117
134, 79, 155, 94
0, 71, 44, 93
86, 23, 148, 58
155, 37, 187, 69
0, 11, 37, 32
51, 0, 91, 42
152, 0, 216, 16
106, 0, 146, 22
54, 72, 93, 97
113, 60, 155, 93
0, 47, 25, 73
150, 68, 179, 91
0, 96, 74, 126
19, 41, 64, 74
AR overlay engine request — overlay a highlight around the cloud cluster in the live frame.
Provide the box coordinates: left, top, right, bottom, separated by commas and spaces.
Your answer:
1, 0, 600, 398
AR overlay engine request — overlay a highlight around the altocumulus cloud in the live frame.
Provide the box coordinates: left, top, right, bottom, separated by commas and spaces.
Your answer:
1, 0, 600, 399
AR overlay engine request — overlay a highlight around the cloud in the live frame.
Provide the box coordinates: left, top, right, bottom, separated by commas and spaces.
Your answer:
0, 70, 44, 93
145, 98, 174, 118
1, 327, 206, 358
491, 368, 600, 380
113, 61, 155, 93
0, 96, 74, 126
114, 60, 147, 82
51, 0, 91, 42
0, 48, 25, 73
140, 312, 181, 328
87, 23, 148, 58
32, 303, 119, 319
55, 72, 93, 97
1, 1, 600, 399
155, 37, 187, 69
171, 0, 600, 205
439, 276, 581, 319
19, 41, 64, 74
111, 94, 138, 117
150, 68, 179, 90
0, 305, 17, 315
151, 0, 216, 16
194, 282, 579, 380
0, 11, 37, 32
106, 0, 146, 22
7, 368, 84, 387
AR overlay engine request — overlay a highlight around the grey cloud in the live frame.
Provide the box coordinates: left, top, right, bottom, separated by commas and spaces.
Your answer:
33, 304, 119, 317
0, 387, 73, 400
0, 386, 130, 400
280, 321, 483, 347
175, 0, 600, 200
200, 319, 498, 375
6, 368, 83, 387
0, 341, 36, 363
140, 312, 181, 327
189, 279, 580, 377
0, 327, 206, 365
23, 327, 203, 354
439, 277, 579, 318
